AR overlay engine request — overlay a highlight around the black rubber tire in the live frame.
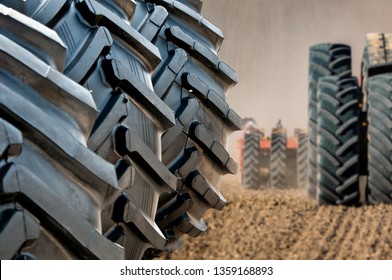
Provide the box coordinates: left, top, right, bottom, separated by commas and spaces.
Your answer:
367, 74, 392, 203
0, 7, 124, 259
0, 1, 178, 260
270, 129, 287, 189
241, 132, 262, 190
317, 76, 361, 205
308, 43, 352, 199
296, 130, 308, 188
132, 1, 242, 255
260, 144, 270, 187
177, 0, 203, 12
0, 1, 240, 259
364, 33, 392, 204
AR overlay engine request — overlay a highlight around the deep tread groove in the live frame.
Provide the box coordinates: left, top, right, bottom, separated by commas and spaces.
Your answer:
139, 5, 169, 42
4, 0, 240, 259
317, 76, 360, 206
270, 128, 287, 189
0, 8, 132, 259
183, 73, 242, 130
3, 163, 123, 259
307, 43, 352, 199
132, 0, 240, 255
0, 1, 180, 260
241, 132, 262, 189
75, 0, 161, 70
0, 6, 67, 71
102, 58, 175, 129
145, 0, 223, 51
367, 74, 392, 203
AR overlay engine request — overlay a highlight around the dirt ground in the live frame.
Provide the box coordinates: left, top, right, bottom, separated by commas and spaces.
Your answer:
161, 178, 392, 260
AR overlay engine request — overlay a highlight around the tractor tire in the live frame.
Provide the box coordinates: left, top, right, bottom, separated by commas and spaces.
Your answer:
307, 44, 352, 199
0, 6, 125, 259
270, 129, 287, 188
0, 1, 239, 259
132, 1, 242, 254
296, 130, 308, 188
241, 132, 262, 189
367, 74, 392, 203
358, 47, 368, 181
317, 76, 361, 205
363, 33, 392, 204
178, 0, 203, 12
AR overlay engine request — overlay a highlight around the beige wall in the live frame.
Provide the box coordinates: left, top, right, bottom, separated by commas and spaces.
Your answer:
201, 0, 392, 137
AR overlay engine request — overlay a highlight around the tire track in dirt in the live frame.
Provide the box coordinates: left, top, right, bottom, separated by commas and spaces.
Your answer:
314, 207, 350, 259
347, 207, 377, 259
356, 206, 380, 259
161, 180, 392, 260
375, 205, 392, 258
286, 206, 341, 259
331, 207, 361, 259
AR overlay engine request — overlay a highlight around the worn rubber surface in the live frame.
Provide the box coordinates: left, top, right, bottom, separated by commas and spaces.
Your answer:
317, 76, 360, 205
270, 128, 287, 188
308, 43, 352, 199
241, 132, 262, 189
132, 0, 241, 254
0, 1, 239, 258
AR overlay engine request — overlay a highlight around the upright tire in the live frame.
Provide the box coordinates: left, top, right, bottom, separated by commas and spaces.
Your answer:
270, 128, 287, 188
0, 6, 124, 259
364, 33, 392, 204
308, 44, 352, 199
133, 0, 242, 254
0, 1, 240, 258
317, 76, 361, 205
241, 132, 262, 189
367, 74, 392, 203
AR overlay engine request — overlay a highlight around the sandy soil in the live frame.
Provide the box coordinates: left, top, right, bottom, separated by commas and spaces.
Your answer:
161, 179, 392, 260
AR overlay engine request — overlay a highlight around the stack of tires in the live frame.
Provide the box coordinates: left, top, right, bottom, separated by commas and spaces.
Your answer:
0, 0, 241, 259
308, 34, 392, 206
